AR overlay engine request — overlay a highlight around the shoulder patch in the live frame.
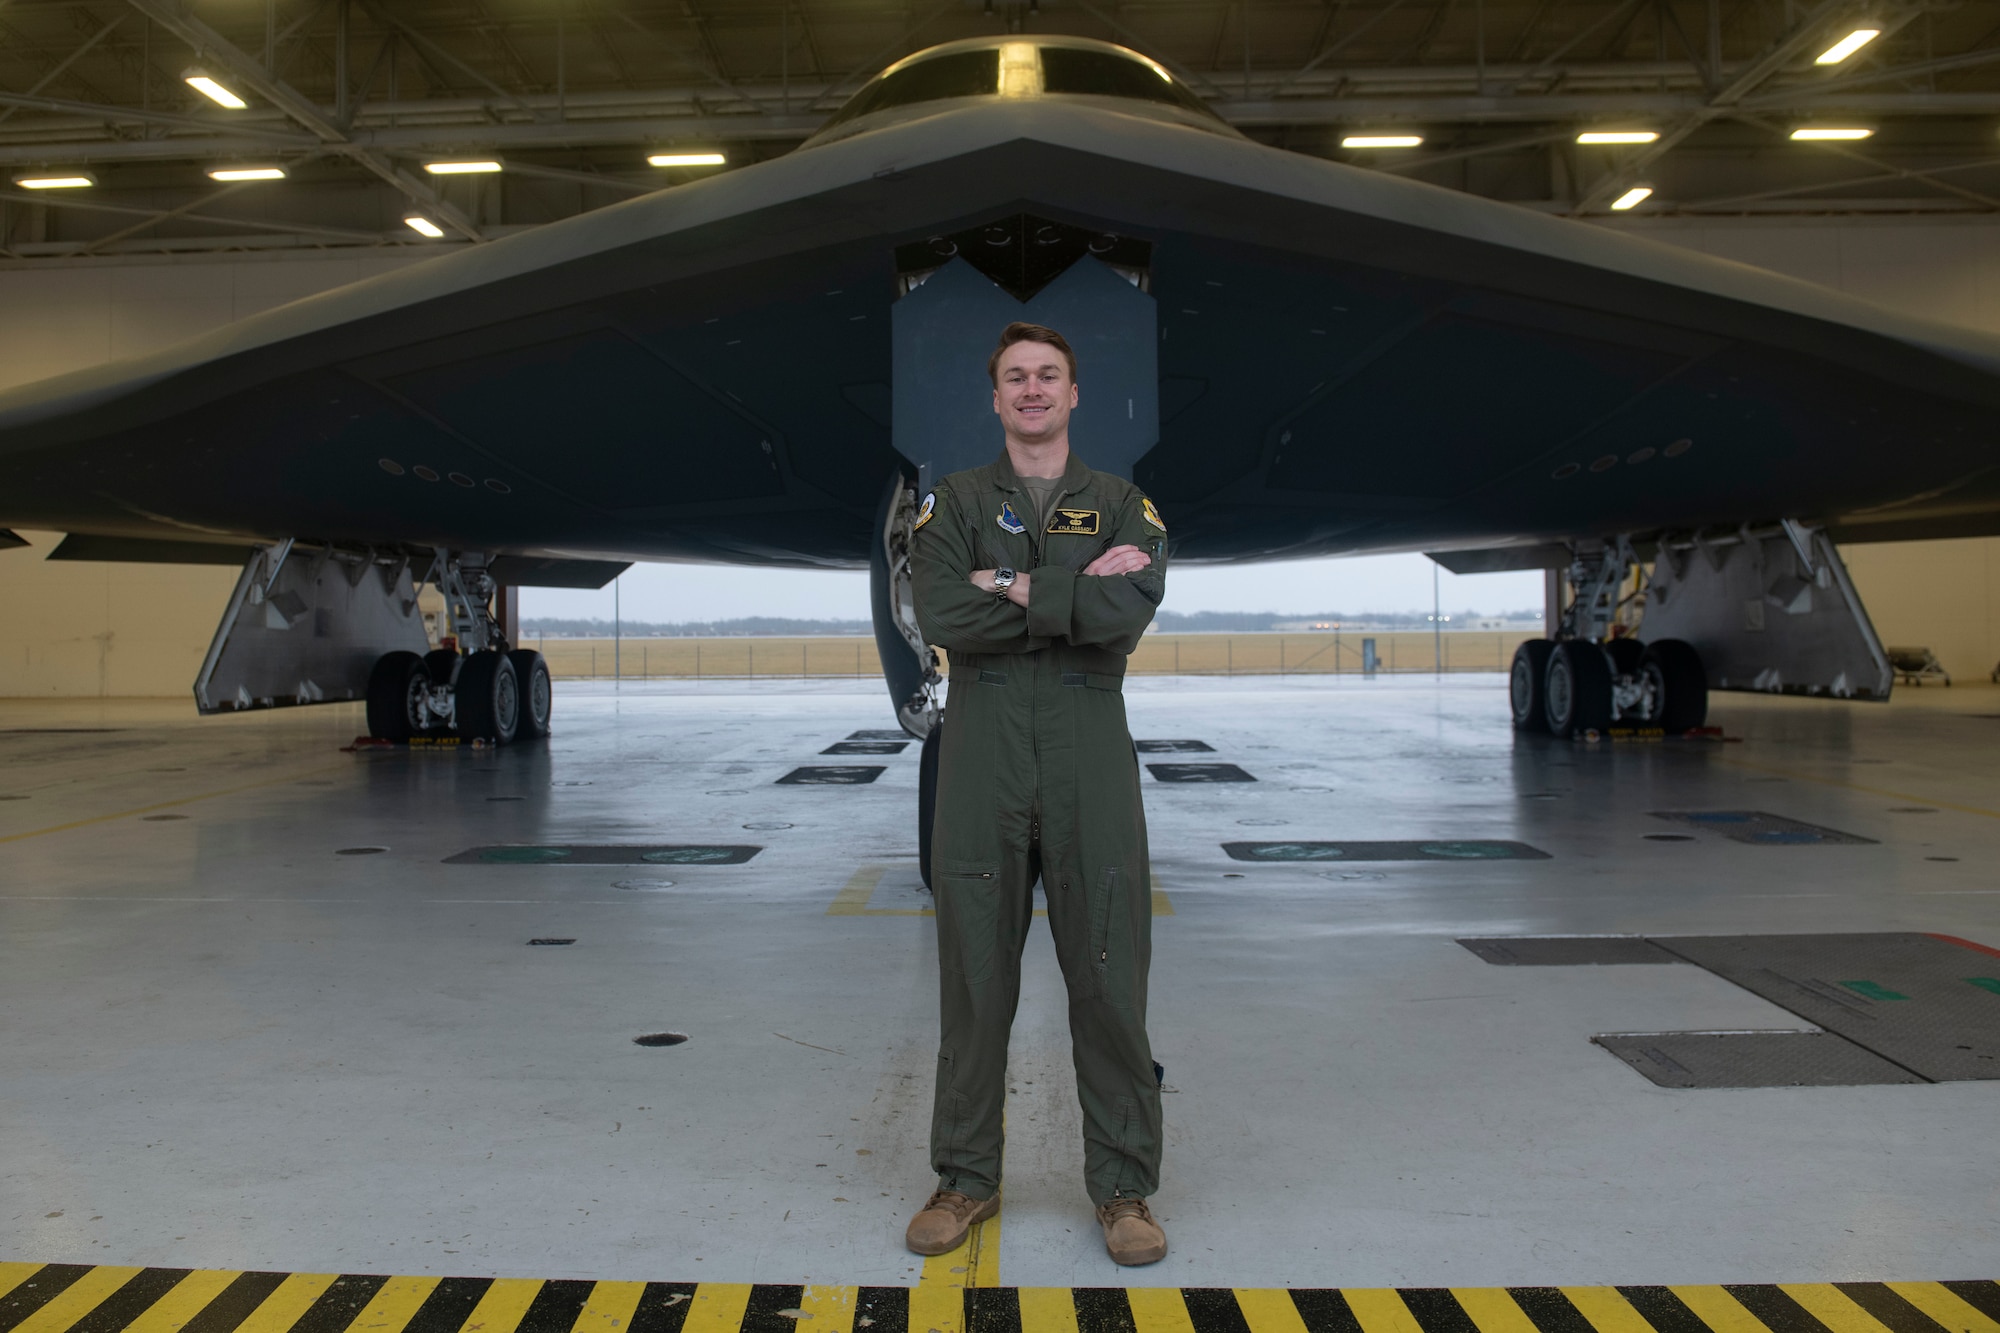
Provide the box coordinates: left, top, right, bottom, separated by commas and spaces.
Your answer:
997, 501, 1026, 535
1047, 507, 1100, 536
1142, 497, 1167, 532
913, 491, 935, 531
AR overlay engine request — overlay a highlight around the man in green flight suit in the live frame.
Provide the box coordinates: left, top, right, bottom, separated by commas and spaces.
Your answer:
904, 321, 1171, 1267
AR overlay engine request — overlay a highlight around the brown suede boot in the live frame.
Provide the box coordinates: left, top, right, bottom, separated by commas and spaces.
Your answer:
904, 1188, 999, 1256
1096, 1195, 1168, 1266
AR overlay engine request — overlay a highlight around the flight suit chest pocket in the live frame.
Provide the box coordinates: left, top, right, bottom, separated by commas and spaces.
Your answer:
935, 858, 1001, 986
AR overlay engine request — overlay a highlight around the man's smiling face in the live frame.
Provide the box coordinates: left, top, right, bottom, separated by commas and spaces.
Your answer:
992, 340, 1078, 445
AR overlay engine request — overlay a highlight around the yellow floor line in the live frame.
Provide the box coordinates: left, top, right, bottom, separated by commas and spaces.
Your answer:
1232, 1288, 1312, 1333
1668, 1287, 1767, 1333
121, 1271, 247, 1333
0, 763, 350, 845
678, 1283, 752, 1333
458, 1278, 543, 1333
795, 1285, 856, 1333
1127, 1286, 1198, 1333
1561, 1286, 1657, 1333
571, 1281, 644, 1333
233, 1272, 343, 1333
1343, 1289, 1427, 1333
1780, 1284, 1901, 1333
346, 1276, 440, 1333
0, 1263, 45, 1304
1451, 1288, 1541, 1333
1884, 1283, 2000, 1333
1719, 756, 2000, 821
8, 1267, 145, 1333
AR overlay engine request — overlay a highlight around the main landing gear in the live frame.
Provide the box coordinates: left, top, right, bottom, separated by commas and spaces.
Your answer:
1511, 636, 1707, 737
361, 552, 551, 745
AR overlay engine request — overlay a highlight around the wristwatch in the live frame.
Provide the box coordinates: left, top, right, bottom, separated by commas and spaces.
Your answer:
992, 567, 1016, 598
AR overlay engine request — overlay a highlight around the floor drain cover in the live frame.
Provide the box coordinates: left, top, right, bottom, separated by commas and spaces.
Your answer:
487, 795, 526, 802
0, 795, 27, 801
634, 1032, 689, 1047
847, 730, 907, 741
706, 789, 748, 796
1643, 832, 1697, 841
529, 938, 576, 946
1593, 1030, 1923, 1088
1651, 811, 1877, 845
1890, 807, 1939, 814
822, 740, 907, 755
1224, 840, 1551, 862
1238, 818, 1290, 826
446, 845, 761, 865
777, 766, 885, 785
742, 822, 793, 831
1148, 763, 1255, 783
142, 814, 188, 822
612, 879, 676, 891
1136, 740, 1215, 753
336, 846, 389, 855
1461, 936, 1678, 966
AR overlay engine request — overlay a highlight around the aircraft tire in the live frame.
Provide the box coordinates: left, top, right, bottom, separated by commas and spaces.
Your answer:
1604, 636, 1645, 678
508, 650, 552, 739
455, 650, 519, 745
1510, 640, 1553, 732
1641, 638, 1708, 732
1545, 640, 1614, 738
424, 647, 461, 686
918, 717, 943, 891
366, 651, 431, 742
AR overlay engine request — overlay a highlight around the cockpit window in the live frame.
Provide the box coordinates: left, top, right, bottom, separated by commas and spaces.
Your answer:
1038, 47, 1224, 122
819, 50, 999, 131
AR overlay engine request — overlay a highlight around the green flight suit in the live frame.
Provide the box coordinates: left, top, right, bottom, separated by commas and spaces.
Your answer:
911, 449, 1168, 1206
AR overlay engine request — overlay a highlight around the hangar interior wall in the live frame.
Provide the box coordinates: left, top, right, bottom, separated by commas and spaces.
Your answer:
2, 223, 1999, 696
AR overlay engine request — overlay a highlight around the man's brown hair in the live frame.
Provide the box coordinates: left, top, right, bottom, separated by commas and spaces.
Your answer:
988, 321, 1077, 386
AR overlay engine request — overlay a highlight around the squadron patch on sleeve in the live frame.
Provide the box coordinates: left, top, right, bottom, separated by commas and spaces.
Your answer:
1046, 508, 1101, 536
997, 501, 1026, 535
913, 491, 935, 531
1142, 497, 1168, 532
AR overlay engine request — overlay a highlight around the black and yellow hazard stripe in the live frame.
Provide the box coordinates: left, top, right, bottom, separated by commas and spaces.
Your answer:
4, 1265, 1999, 1333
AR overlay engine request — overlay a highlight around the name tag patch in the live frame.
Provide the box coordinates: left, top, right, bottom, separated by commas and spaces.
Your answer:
1046, 508, 1101, 536
997, 501, 1026, 535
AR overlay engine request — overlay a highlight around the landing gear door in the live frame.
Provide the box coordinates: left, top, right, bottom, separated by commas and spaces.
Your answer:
194, 544, 430, 715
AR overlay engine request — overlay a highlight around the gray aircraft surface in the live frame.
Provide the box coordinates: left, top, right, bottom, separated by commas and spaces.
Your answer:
1, 34, 1992, 758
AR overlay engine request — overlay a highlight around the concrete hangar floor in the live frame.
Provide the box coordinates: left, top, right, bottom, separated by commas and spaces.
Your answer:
3, 674, 1998, 1333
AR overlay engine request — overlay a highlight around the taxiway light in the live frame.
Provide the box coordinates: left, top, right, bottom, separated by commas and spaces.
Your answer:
184, 72, 248, 110
13, 171, 95, 189
424, 160, 502, 175
1791, 126, 1874, 140
1343, 135, 1424, 149
404, 216, 446, 238
1816, 28, 1881, 64
208, 166, 286, 181
1577, 130, 1660, 144
647, 153, 727, 168
1610, 186, 1654, 211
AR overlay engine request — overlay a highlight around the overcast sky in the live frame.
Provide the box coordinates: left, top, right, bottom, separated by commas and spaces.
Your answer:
520, 551, 1546, 623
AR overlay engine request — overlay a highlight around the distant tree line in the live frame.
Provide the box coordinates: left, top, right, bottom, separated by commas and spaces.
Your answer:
519, 608, 1545, 638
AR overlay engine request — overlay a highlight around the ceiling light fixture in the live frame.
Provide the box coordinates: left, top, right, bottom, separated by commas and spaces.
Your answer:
207, 166, 286, 181
183, 71, 248, 109
1610, 186, 1654, 211
646, 152, 727, 168
404, 216, 446, 238
424, 160, 502, 175
13, 171, 96, 189
1577, 130, 1660, 144
1816, 28, 1882, 64
1791, 126, 1874, 140
1343, 135, 1424, 149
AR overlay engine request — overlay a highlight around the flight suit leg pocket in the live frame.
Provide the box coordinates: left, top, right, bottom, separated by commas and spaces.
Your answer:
1087, 865, 1132, 1006
935, 859, 1001, 987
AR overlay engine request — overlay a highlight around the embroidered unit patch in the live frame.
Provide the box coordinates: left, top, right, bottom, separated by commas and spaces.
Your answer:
1047, 508, 1101, 536
997, 501, 1026, 534
1142, 497, 1168, 532
913, 491, 935, 531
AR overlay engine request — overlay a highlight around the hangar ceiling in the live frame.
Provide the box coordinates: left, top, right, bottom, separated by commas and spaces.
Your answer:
3, 0, 2000, 261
